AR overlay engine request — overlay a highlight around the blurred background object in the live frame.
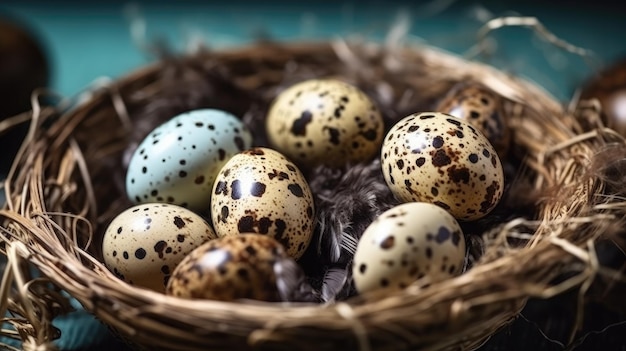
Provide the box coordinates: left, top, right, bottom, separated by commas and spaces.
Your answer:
580, 57, 626, 135
0, 14, 50, 173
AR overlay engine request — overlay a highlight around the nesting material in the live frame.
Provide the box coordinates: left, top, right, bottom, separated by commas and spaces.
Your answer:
1, 30, 625, 351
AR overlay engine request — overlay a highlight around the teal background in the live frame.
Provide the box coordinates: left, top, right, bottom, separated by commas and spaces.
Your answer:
0, 1, 625, 350
2, 1, 625, 101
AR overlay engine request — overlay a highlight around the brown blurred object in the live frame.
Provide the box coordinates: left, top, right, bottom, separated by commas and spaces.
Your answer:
0, 16, 50, 172
580, 57, 626, 135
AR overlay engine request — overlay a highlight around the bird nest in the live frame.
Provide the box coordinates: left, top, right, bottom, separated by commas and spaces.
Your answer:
1, 33, 625, 351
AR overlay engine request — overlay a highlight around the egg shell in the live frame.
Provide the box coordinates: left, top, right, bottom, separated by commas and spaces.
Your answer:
125, 109, 253, 212
210, 147, 315, 260
102, 203, 216, 293
166, 233, 288, 301
381, 112, 504, 221
435, 84, 511, 157
266, 78, 384, 168
352, 202, 466, 294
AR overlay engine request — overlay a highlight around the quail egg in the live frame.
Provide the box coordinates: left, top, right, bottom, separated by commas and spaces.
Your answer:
436, 83, 511, 156
266, 78, 384, 168
166, 233, 289, 302
126, 109, 253, 212
102, 203, 216, 292
352, 202, 466, 294
210, 147, 315, 260
381, 112, 504, 221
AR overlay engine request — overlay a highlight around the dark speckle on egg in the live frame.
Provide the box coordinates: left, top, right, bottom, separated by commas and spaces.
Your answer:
234, 136, 245, 151
246, 148, 265, 156
250, 182, 266, 197
431, 149, 451, 167
325, 127, 341, 145
214, 181, 228, 195
435, 227, 451, 243
155, 240, 167, 259
231, 180, 243, 200
238, 216, 255, 232
135, 248, 147, 259
173, 216, 185, 229
288, 183, 304, 197
220, 206, 229, 222
380, 236, 395, 249
432, 136, 444, 148
291, 110, 313, 136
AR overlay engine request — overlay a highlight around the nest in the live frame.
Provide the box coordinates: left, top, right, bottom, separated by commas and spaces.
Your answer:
1, 36, 626, 351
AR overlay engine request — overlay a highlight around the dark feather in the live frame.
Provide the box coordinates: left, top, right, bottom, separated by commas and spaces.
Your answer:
320, 266, 349, 303
308, 159, 399, 265
274, 257, 320, 303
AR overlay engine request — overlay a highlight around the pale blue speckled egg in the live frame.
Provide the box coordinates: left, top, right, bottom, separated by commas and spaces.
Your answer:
126, 109, 253, 212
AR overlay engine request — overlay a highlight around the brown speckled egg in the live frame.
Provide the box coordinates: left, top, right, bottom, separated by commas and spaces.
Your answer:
381, 112, 504, 221
266, 78, 384, 168
102, 203, 216, 292
352, 202, 466, 294
435, 84, 510, 157
166, 233, 287, 301
210, 147, 315, 260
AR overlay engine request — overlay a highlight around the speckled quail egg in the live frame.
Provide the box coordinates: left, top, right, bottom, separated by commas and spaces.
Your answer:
352, 202, 466, 294
266, 78, 384, 168
102, 203, 216, 292
126, 109, 253, 212
166, 233, 289, 302
381, 112, 504, 221
210, 147, 315, 260
435, 84, 511, 156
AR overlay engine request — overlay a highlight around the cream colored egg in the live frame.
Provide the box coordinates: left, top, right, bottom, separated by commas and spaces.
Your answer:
352, 202, 466, 294
381, 112, 504, 221
210, 147, 315, 260
102, 203, 216, 292
266, 78, 384, 168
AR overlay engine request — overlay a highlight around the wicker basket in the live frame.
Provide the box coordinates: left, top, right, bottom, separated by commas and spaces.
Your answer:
1, 39, 624, 351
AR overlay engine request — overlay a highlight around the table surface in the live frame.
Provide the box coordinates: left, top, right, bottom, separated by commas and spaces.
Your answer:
1, 1, 626, 350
